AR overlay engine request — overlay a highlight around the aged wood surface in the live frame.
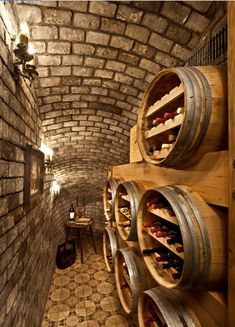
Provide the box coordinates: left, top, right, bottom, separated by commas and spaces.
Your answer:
228, 3, 235, 326
112, 151, 229, 207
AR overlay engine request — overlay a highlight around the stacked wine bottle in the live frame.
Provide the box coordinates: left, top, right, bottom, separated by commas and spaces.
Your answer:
137, 185, 226, 289
115, 181, 150, 241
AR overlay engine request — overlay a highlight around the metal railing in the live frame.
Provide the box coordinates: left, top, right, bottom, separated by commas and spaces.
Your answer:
187, 24, 227, 66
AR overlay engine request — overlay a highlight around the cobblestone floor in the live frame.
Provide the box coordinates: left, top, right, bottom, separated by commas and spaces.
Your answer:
41, 233, 137, 327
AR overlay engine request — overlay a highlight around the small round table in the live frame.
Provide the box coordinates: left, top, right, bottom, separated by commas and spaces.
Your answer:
64, 218, 97, 263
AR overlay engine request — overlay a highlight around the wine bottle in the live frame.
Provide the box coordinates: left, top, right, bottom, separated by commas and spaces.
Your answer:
118, 220, 131, 227
168, 134, 176, 142
156, 254, 168, 262
161, 143, 172, 150
69, 203, 75, 220
150, 227, 161, 234
155, 231, 168, 237
167, 236, 182, 245
172, 272, 181, 279
153, 117, 165, 126
151, 202, 164, 209
161, 263, 171, 269
143, 246, 166, 255
176, 107, 184, 114
176, 245, 184, 253
164, 112, 176, 120
120, 282, 128, 289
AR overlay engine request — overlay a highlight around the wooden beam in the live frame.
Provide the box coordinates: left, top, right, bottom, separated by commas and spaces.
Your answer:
111, 151, 229, 207
228, 3, 235, 326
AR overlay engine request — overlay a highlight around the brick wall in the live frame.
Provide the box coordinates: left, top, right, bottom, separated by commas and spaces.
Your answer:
0, 4, 64, 327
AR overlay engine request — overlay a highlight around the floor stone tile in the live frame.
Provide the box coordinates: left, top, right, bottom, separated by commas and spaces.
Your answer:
41, 234, 137, 327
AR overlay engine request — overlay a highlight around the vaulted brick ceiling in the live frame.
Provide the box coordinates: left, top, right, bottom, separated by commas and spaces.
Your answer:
16, 1, 225, 202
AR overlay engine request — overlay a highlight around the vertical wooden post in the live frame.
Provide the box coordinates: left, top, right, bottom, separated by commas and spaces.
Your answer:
228, 2, 235, 326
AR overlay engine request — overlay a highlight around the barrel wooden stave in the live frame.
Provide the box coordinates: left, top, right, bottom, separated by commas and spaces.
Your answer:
115, 247, 148, 314
103, 227, 118, 273
137, 66, 227, 168
103, 178, 120, 221
138, 287, 201, 327
115, 180, 155, 241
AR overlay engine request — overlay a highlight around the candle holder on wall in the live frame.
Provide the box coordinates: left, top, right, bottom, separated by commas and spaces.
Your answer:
13, 22, 39, 81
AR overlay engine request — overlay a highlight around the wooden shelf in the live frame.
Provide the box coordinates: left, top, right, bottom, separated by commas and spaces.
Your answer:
147, 229, 184, 260
148, 208, 178, 225
152, 146, 173, 160
122, 269, 131, 287
146, 84, 184, 118
121, 194, 130, 201
145, 114, 183, 139
119, 210, 131, 220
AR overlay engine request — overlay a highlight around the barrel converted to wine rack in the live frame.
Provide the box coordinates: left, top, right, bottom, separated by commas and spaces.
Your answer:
115, 247, 148, 314
115, 180, 154, 241
103, 227, 118, 272
137, 185, 226, 289
137, 66, 227, 167
138, 287, 201, 327
103, 178, 120, 221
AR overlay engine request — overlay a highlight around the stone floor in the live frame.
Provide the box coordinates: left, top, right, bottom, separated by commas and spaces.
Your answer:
41, 233, 137, 327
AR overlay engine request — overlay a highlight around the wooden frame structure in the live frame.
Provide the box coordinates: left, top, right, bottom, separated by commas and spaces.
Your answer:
228, 3, 235, 326
105, 4, 235, 325
24, 144, 44, 213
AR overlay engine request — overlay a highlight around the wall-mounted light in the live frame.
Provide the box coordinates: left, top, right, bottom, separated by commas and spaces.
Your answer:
13, 22, 39, 82
51, 181, 61, 199
40, 142, 54, 172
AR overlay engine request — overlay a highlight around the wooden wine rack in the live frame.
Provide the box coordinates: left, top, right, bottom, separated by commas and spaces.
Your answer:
137, 186, 226, 290
137, 66, 227, 168
103, 6, 235, 324
103, 178, 120, 221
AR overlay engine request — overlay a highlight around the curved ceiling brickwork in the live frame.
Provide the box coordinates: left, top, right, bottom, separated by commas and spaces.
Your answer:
16, 1, 226, 216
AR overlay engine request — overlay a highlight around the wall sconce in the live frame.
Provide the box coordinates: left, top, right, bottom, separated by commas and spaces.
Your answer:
13, 22, 39, 81
51, 181, 61, 199
40, 142, 54, 172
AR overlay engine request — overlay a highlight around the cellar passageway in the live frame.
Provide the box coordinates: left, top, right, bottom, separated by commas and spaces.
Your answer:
0, 2, 227, 327
16, 1, 226, 226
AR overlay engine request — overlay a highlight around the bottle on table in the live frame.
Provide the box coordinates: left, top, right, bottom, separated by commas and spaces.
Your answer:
69, 203, 75, 220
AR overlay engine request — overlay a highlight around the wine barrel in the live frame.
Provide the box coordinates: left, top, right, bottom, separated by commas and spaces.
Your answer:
137, 185, 227, 289
137, 66, 227, 167
115, 247, 148, 314
103, 227, 118, 272
138, 287, 201, 327
103, 178, 121, 221
115, 180, 155, 241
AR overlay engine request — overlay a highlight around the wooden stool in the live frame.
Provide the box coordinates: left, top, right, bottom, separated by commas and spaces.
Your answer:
64, 218, 97, 263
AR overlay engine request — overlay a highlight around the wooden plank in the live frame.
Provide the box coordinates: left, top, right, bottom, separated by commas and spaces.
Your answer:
145, 113, 183, 139
228, 3, 235, 326
130, 125, 143, 163
148, 207, 178, 225
175, 290, 226, 327
146, 84, 184, 118
146, 229, 184, 260
189, 291, 227, 327
111, 151, 229, 207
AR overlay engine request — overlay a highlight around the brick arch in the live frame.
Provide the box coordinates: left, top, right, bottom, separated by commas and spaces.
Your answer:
17, 1, 226, 223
